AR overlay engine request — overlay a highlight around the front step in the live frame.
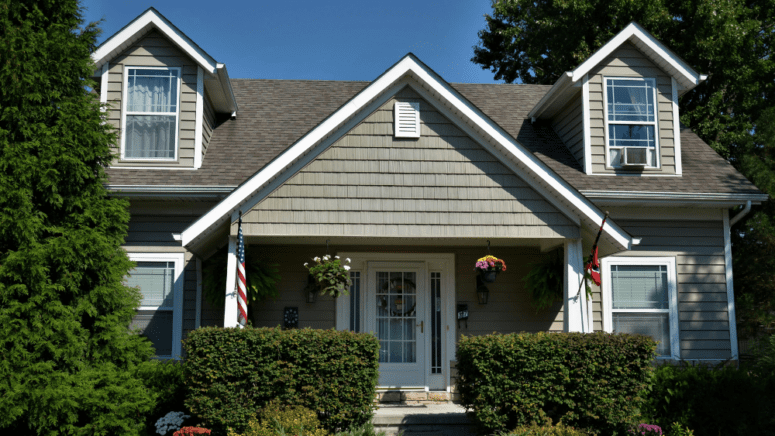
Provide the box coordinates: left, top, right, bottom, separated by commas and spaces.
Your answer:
372, 404, 476, 436
375, 390, 460, 404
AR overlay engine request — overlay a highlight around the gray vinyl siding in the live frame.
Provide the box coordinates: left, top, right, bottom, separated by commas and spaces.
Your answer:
587, 42, 676, 174
239, 87, 579, 240
248, 245, 563, 338
611, 219, 731, 360
106, 29, 198, 168
551, 93, 584, 167
202, 89, 215, 160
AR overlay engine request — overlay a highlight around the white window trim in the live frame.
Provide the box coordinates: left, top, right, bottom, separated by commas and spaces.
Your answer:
128, 252, 185, 359
601, 256, 679, 359
120, 66, 181, 162
603, 77, 660, 169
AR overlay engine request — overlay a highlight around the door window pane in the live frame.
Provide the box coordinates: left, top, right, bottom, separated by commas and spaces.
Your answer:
376, 271, 417, 363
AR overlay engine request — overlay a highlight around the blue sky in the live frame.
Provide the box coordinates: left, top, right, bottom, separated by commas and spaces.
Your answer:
81, 0, 504, 84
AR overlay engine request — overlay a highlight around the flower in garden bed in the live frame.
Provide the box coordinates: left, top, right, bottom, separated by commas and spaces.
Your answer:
475, 255, 507, 273
156, 411, 190, 435
173, 427, 211, 436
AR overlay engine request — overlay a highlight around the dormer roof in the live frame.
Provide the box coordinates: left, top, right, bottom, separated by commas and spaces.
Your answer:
92, 8, 238, 116
529, 22, 706, 120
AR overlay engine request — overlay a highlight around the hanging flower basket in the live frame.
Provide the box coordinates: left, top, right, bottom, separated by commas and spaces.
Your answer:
304, 255, 352, 298
475, 255, 507, 283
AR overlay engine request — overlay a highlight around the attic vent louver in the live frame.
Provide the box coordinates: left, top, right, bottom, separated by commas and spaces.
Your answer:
394, 101, 420, 138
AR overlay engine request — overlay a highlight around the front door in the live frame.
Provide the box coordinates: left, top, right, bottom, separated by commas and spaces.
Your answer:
371, 266, 425, 387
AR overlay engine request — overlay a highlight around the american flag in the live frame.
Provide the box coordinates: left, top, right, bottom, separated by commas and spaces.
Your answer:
236, 215, 248, 327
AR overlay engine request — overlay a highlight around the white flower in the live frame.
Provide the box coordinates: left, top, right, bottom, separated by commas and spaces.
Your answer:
335, 255, 340, 259
323, 254, 331, 261
344, 265, 351, 271
304, 262, 309, 267
155, 411, 190, 435
313, 256, 321, 262
346, 258, 351, 263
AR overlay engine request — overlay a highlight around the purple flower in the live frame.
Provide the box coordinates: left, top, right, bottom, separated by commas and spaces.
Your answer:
630, 424, 663, 436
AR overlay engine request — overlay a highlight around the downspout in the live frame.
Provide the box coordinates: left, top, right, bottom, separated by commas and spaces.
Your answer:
730, 201, 752, 227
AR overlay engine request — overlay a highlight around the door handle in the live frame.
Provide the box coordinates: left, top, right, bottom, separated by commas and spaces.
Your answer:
417, 320, 423, 333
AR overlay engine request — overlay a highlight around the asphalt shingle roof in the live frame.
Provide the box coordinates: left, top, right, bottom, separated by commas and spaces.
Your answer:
105, 79, 761, 196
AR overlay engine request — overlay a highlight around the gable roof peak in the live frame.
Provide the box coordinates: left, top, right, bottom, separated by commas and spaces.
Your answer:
529, 21, 707, 120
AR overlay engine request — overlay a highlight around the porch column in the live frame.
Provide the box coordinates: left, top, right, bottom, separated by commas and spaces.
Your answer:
223, 235, 239, 328
564, 238, 590, 332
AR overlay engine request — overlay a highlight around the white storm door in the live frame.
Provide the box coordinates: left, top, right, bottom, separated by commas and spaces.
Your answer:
370, 265, 426, 388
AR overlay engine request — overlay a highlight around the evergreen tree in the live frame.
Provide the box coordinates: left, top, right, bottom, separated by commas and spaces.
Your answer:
0, 1, 157, 433
473, 0, 775, 337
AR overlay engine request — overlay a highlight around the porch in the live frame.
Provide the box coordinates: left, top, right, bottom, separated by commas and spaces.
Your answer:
220, 238, 595, 394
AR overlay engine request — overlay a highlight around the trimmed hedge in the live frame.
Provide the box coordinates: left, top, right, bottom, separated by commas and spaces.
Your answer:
184, 327, 379, 434
456, 332, 656, 434
643, 362, 775, 436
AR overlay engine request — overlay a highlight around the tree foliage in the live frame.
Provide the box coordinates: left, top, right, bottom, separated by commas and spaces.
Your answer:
0, 1, 159, 433
473, 0, 775, 337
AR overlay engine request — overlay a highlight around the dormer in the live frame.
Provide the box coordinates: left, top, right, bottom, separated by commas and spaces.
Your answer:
529, 23, 706, 176
92, 8, 238, 169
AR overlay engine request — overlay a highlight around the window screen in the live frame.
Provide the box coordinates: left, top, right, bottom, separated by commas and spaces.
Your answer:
124, 68, 179, 159
606, 78, 658, 167
610, 263, 672, 356
126, 261, 176, 356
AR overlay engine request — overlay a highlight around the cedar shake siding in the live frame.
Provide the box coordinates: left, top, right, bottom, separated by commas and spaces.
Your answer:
587, 42, 677, 174
235, 87, 579, 240
105, 29, 198, 168
248, 245, 563, 338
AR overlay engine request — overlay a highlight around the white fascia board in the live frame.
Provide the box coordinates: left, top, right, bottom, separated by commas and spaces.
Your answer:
571, 22, 702, 87
671, 78, 683, 175
216, 64, 239, 115
92, 8, 218, 74
194, 67, 204, 169
181, 55, 632, 250
100, 64, 109, 105
527, 72, 573, 119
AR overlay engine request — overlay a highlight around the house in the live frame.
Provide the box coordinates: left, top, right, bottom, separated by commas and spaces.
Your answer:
94, 8, 767, 397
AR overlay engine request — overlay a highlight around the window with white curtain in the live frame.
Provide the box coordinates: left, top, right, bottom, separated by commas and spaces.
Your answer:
602, 257, 679, 358
122, 67, 180, 160
604, 78, 659, 168
125, 253, 184, 359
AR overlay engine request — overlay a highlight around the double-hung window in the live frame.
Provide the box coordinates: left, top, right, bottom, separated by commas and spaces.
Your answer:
122, 67, 180, 160
602, 257, 679, 359
605, 78, 659, 168
125, 253, 184, 359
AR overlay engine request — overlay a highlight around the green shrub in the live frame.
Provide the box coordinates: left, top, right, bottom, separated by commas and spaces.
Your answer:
227, 404, 329, 436
456, 332, 656, 435
185, 327, 379, 434
507, 423, 596, 435
133, 360, 188, 435
333, 422, 386, 436
643, 362, 775, 436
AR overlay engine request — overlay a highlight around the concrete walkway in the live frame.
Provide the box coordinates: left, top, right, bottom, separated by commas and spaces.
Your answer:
372, 403, 476, 436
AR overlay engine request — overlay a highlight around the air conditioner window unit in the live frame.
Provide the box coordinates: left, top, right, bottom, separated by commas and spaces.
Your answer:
622, 147, 648, 166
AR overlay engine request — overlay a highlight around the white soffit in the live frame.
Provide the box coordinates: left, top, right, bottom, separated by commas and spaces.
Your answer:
530, 22, 706, 120
179, 54, 633, 251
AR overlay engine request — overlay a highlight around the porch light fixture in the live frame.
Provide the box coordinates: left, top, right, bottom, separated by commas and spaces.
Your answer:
476, 275, 489, 305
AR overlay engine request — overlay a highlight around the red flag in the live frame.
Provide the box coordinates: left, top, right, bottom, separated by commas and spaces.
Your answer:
584, 213, 608, 287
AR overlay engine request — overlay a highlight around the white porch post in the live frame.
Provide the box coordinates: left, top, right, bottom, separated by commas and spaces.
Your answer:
564, 238, 590, 332
223, 235, 239, 327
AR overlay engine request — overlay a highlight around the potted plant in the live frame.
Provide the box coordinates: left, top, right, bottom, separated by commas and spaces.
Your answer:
475, 255, 507, 282
304, 255, 352, 297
